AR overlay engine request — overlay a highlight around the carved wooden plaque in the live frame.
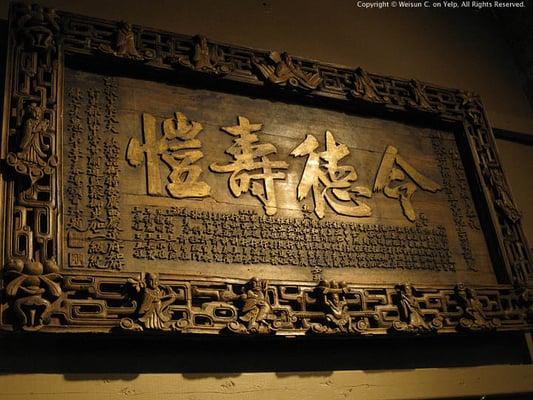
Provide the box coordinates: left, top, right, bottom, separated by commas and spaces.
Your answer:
1, 2, 532, 335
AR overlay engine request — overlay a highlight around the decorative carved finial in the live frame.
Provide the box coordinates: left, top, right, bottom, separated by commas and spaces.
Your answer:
6, 103, 58, 184
391, 283, 442, 333
5, 256, 62, 331
455, 284, 501, 331
16, 3, 60, 52
99, 21, 154, 61
171, 35, 234, 74
253, 51, 322, 90
120, 273, 183, 331
350, 67, 387, 103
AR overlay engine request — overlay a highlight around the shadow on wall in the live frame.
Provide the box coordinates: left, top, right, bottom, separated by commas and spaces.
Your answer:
0, 331, 530, 374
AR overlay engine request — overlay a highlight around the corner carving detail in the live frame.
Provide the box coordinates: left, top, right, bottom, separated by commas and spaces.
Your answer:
5, 257, 62, 331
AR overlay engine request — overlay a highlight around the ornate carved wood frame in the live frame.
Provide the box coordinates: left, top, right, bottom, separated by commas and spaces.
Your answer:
1, 2, 532, 336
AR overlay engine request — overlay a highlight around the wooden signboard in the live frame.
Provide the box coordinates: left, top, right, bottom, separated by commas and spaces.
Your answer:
1, 2, 532, 336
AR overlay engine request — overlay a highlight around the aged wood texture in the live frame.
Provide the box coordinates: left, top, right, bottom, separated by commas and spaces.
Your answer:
61, 69, 493, 287
0, 2, 532, 336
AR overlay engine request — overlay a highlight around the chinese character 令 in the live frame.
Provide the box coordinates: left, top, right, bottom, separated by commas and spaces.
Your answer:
126, 111, 211, 198
291, 130, 372, 219
373, 145, 441, 222
210, 116, 288, 216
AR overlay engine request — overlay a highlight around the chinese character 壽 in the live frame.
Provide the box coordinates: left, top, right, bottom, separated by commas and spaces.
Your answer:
210, 116, 288, 216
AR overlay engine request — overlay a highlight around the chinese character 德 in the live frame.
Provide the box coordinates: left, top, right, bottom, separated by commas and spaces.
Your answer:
210, 116, 288, 216
291, 130, 372, 219
126, 111, 211, 198
373, 145, 441, 222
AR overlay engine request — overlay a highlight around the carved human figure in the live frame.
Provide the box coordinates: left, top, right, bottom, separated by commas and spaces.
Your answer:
127, 111, 211, 198
373, 145, 442, 222
210, 116, 288, 215
396, 284, 429, 331
291, 131, 372, 219
136, 273, 178, 330
18, 103, 50, 167
238, 278, 273, 331
322, 281, 352, 332
192, 35, 216, 71
408, 80, 433, 110
455, 284, 499, 330
351, 67, 381, 102
115, 21, 141, 58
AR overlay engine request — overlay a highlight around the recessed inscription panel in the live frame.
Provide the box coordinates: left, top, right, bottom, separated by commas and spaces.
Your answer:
62, 68, 495, 285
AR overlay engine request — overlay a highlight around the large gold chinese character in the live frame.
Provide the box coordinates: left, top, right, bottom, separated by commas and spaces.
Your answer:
373, 145, 441, 222
210, 116, 288, 216
126, 111, 210, 198
291, 131, 372, 219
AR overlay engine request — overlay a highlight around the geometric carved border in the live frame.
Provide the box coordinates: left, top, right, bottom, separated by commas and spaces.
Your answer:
1, 2, 532, 334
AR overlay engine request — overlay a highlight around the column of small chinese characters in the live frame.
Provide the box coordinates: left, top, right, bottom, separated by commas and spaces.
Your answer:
102, 77, 125, 270
86, 89, 108, 269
